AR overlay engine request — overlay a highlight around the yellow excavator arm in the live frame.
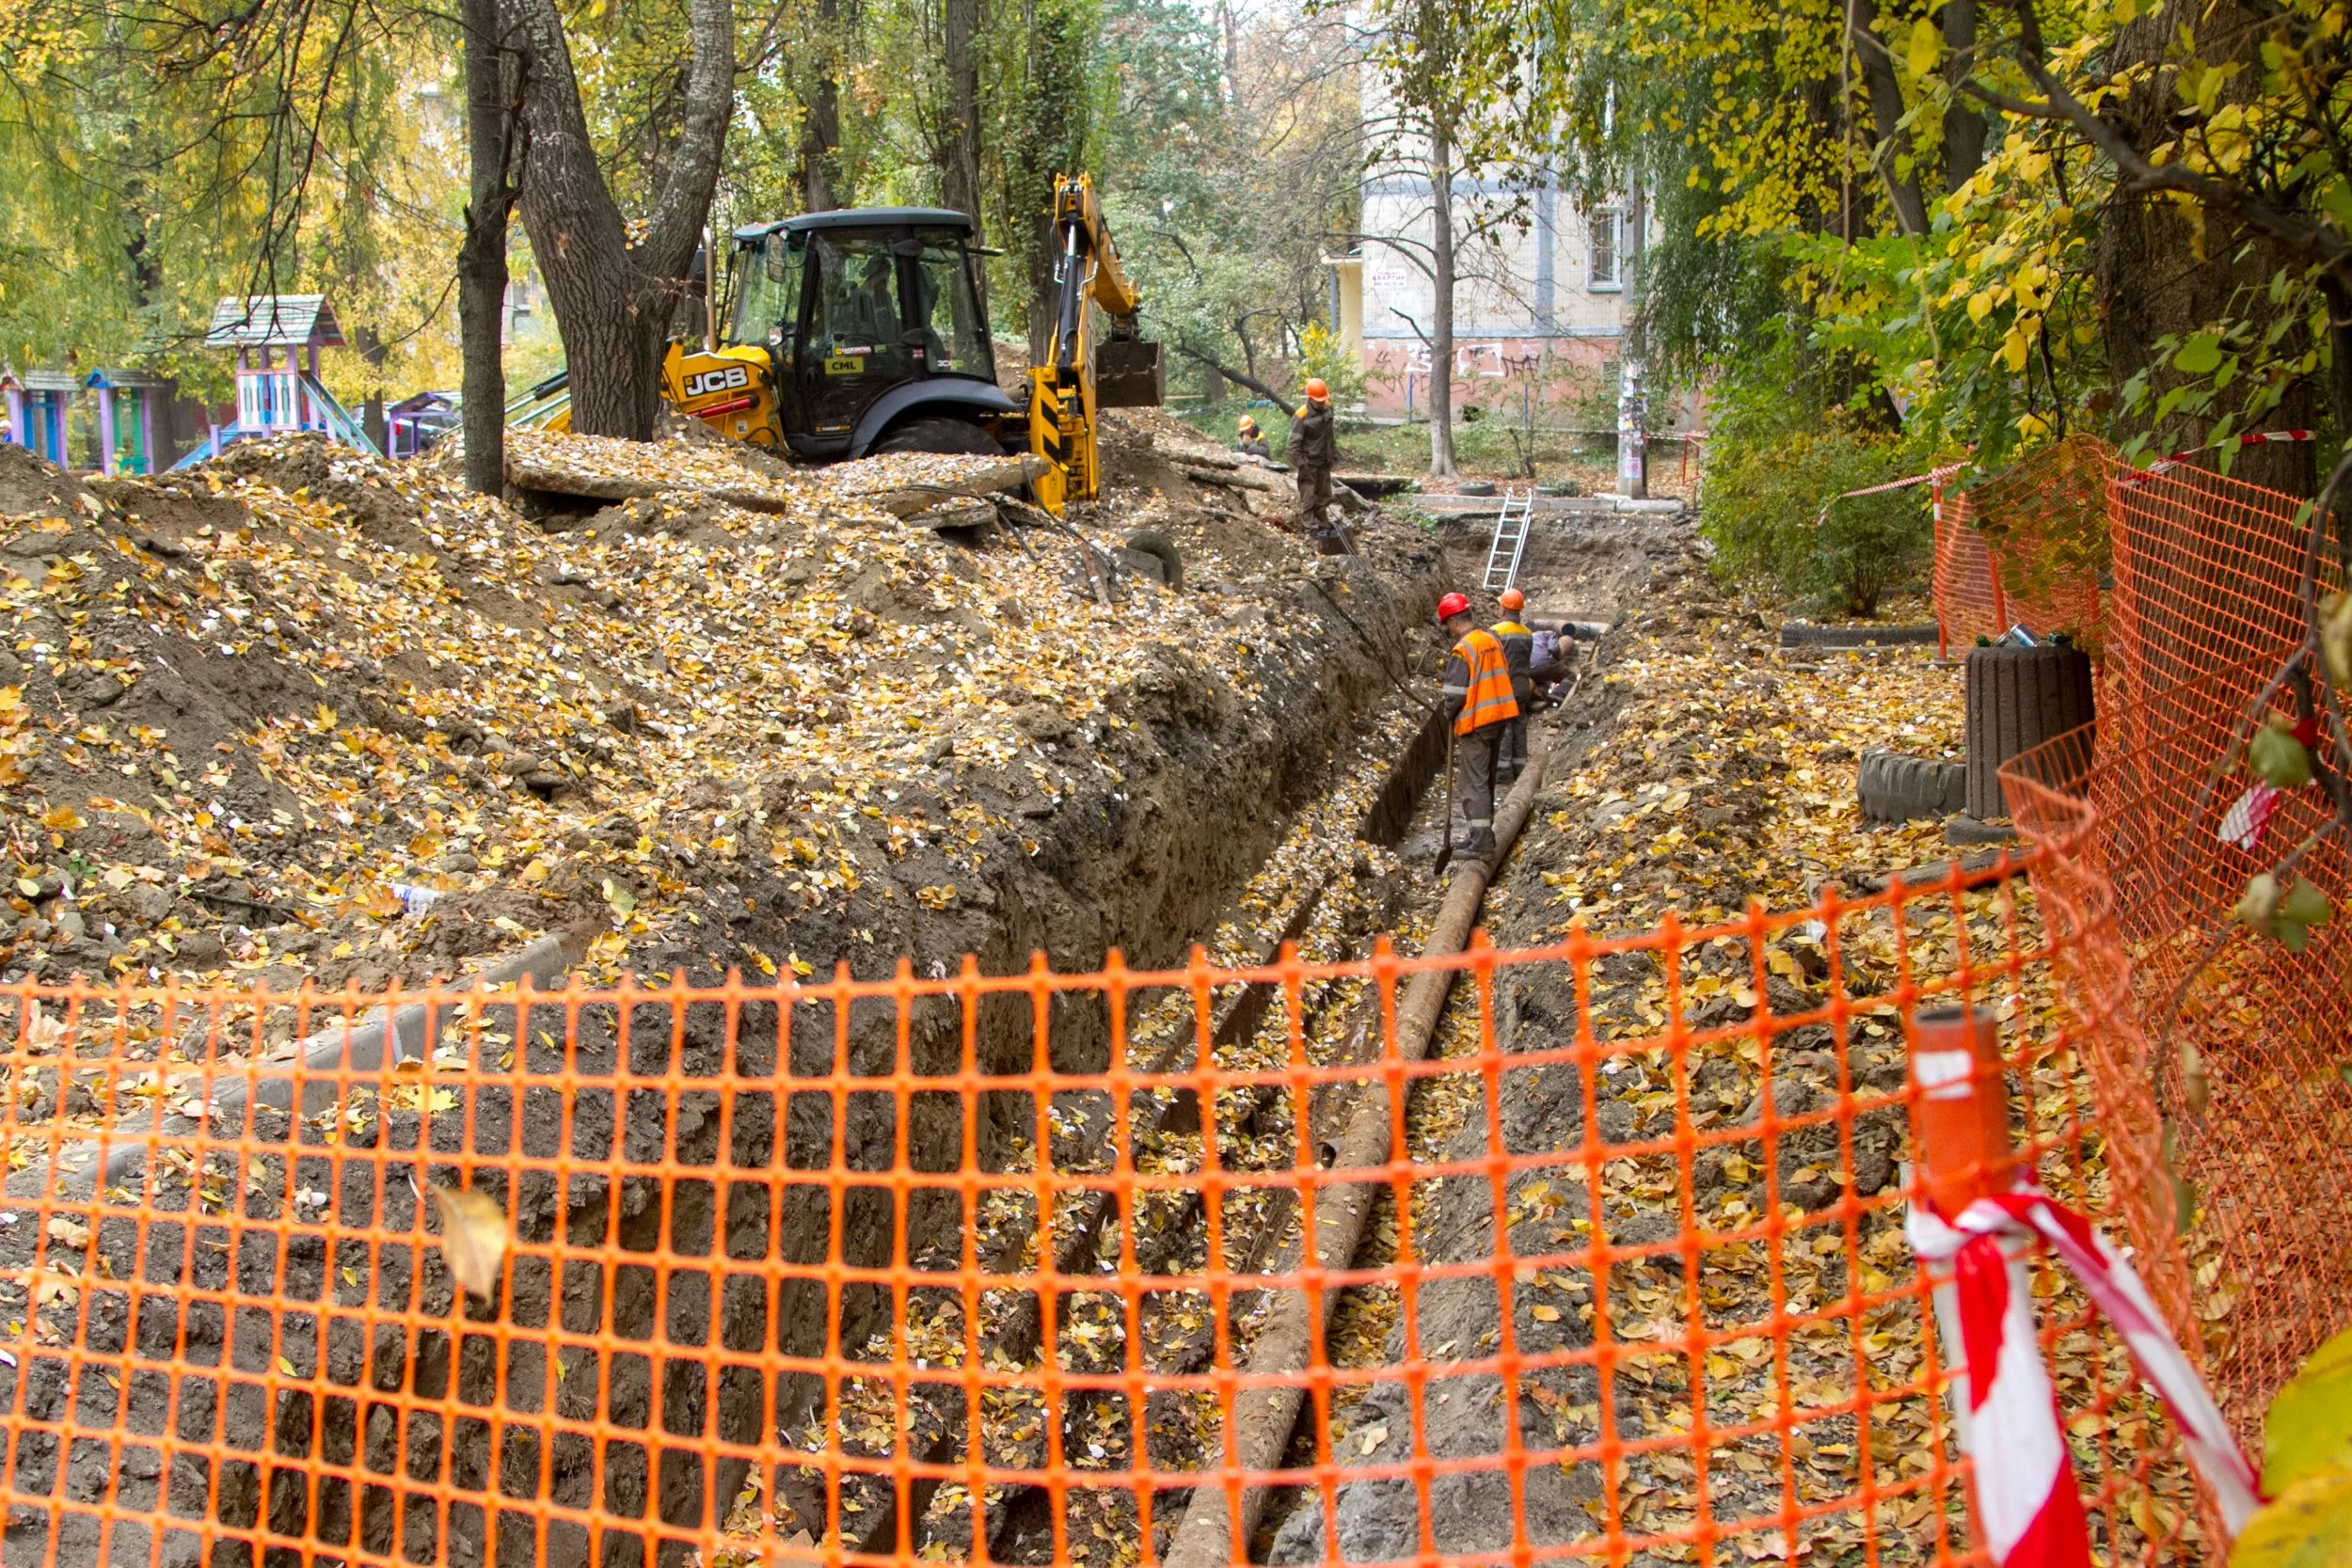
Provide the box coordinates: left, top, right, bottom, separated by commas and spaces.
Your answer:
1028, 173, 1163, 515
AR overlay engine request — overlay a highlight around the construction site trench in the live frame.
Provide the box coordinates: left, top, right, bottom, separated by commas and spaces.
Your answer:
0, 417, 1727, 1568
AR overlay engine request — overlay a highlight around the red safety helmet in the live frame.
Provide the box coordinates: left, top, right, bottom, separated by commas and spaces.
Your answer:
1498, 587, 1524, 611
1437, 592, 1472, 622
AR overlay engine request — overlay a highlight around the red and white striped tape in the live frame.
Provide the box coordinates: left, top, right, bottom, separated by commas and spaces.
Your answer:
2134, 429, 2315, 482
1833, 461, 1971, 502
1819, 462, 1973, 535
1905, 1184, 2262, 1566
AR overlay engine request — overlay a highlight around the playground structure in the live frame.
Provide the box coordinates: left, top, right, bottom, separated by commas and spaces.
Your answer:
2, 293, 389, 475
171, 293, 382, 467
3, 367, 200, 476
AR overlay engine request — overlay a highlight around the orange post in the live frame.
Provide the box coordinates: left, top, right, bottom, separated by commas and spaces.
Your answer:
1906, 1003, 2018, 1218
1905, 1000, 2021, 1544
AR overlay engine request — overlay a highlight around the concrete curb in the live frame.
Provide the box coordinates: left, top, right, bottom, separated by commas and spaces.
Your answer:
3, 935, 576, 1210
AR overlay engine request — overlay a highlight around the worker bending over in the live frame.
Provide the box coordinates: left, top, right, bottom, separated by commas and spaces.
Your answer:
1235, 415, 1271, 459
1491, 587, 1534, 787
1529, 622, 1573, 703
1438, 591, 1519, 863
1286, 378, 1348, 555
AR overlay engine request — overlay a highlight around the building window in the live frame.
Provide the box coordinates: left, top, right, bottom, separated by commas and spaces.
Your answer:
1589, 208, 1622, 290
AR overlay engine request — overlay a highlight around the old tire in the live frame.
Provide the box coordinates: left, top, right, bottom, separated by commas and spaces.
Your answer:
1858, 748, 1966, 824
1120, 530, 1184, 590
1964, 643, 2095, 820
871, 416, 1004, 456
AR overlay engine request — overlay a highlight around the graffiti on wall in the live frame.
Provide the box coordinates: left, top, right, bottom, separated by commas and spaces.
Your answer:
1363, 337, 1615, 421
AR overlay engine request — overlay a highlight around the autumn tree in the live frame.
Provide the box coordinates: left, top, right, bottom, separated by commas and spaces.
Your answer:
501, 0, 735, 440
1359, 0, 1523, 478
0, 0, 438, 404
997, 0, 1098, 356
457, 0, 523, 495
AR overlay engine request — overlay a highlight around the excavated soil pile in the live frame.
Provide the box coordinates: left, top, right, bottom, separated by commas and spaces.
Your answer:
0, 424, 1442, 1568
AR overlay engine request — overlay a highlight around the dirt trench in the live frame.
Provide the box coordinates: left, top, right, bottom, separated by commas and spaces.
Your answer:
0, 537, 1452, 1568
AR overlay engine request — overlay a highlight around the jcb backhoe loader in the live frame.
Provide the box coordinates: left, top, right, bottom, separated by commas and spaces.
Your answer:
525, 176, 1161, 515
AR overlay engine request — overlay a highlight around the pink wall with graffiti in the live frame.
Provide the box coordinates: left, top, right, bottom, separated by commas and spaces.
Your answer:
1358, 336, 1621, 422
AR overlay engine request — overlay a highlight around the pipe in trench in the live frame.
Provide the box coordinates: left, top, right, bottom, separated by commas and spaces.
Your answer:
1161, 732, 1554, 1568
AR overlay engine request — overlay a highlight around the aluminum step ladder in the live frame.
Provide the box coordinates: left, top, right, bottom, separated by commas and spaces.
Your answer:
1482, 487, 1534, 594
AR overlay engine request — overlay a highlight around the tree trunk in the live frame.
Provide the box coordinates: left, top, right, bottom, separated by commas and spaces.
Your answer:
1941, 0, 1985, 190
2094, 0, 2319, 495
942, 0, 985, 305
1616, 181, 1647, 499
2319, 275, 2352, 436
1218, 0, 1239, 104
803, 0, 847, 211
1427, 123, 1457, 480
1017, 0, 1089, 362
1167, 342, 1289, 409
507, 0, 734, 440
942, 0, 982, 222
460, 0, 516, 495
1846, 0, 1928, 235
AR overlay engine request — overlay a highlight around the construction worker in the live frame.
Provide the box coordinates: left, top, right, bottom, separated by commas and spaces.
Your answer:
1492, 587, 1534, 787
1286, 378, 1346, 554
1438, 591, 1519, 863
1529, 622, 1573, 703
1235, 415, 1271, 459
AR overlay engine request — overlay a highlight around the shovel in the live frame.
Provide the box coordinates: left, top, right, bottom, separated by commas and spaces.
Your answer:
1434, 721, 1457, 880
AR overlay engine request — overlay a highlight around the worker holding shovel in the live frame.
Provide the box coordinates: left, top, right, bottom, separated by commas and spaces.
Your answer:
1436, 591, 1519, 867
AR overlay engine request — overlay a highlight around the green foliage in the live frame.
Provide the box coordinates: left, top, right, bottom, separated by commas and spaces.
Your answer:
2235, 873, 2333, 953
1702, 423, 1929, 617
2249, 719, 2314, 790
2236, 1326, 2352, 1568
1696, 330, 1934, 616
2233, 1470, 2352, 1568
2265, 1324, 2352, 1495
1294, 324, 1364, 409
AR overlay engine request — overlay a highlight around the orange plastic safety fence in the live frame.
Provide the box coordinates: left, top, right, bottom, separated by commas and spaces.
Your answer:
0, 865, 2207, 1568
1931, 437, 2110, 654
1993, 445, 2352, 1443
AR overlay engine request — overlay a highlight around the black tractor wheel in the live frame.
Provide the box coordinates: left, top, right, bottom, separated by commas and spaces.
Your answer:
872, 417, 1005, 456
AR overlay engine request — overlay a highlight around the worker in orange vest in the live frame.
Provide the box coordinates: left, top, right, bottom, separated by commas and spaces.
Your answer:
1492, 586, 1535, 787
1438, 591, 1520, 863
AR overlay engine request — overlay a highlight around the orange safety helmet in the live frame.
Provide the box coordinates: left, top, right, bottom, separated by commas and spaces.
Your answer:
1305, 377, 1330, 402
1237, 415, 1258, 434
1437, 592, 1472, 623
1498, 587, 1525, 611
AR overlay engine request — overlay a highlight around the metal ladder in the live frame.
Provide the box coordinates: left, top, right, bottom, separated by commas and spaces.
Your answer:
1482, 487, 1534, 594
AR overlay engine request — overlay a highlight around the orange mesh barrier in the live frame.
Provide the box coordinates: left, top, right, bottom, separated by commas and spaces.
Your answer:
2006, 699, 2352, 1449
0, 866, 2212, 1568
1976, 433, 2352, 1440
2100, 460, 2331, 745
1932, 437, 2111, 655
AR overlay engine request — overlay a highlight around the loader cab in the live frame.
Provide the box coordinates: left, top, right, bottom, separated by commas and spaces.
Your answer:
729, 209, 1019, 460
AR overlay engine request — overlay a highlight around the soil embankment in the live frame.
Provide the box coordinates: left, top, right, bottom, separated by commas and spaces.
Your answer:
0, 424, 1445, 1568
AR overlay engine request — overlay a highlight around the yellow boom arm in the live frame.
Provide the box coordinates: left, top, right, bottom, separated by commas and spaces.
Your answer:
1028, 173, 1156, 514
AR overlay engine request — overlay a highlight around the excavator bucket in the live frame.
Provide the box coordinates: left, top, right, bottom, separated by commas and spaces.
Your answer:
1095, 339, 1164, 409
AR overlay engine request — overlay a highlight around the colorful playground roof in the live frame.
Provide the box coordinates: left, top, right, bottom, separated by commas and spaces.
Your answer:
206, 295, 345, 349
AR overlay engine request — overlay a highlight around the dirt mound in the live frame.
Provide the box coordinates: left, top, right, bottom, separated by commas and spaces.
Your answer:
0, 443, 96, 523
0, 434, 1433, 1015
